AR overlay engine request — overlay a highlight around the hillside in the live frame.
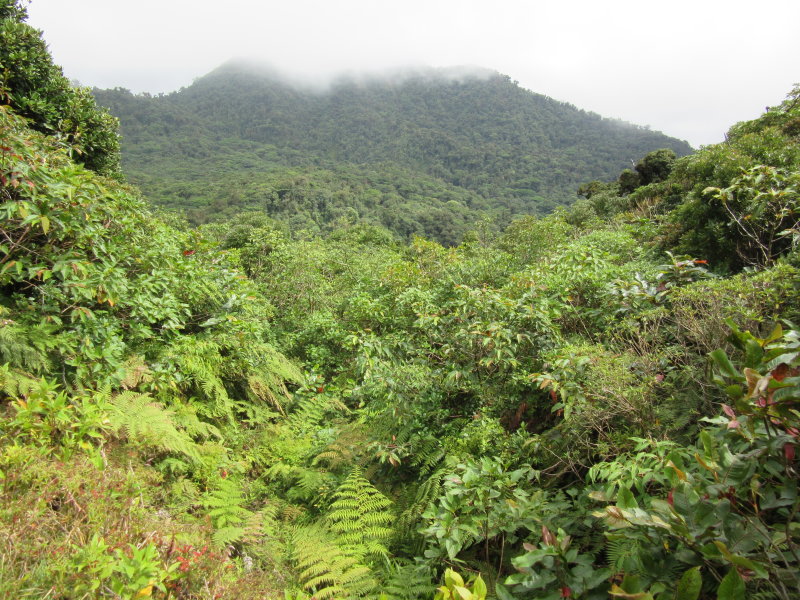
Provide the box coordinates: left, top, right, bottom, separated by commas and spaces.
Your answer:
93, 62, 692, 242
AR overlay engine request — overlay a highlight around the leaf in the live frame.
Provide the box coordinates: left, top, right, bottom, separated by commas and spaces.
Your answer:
445, 569, 465, 589
453, 585, 473, 600
717, 569, 745, 600
675, 567, 702, 600
667, 460, 687, 481
472, 575, 487, 600
710, 350, 742, 380
494, 583, 516, 600
136, 585, 153, 597
40, 215, 50, 234
609, 583, 653, 599
617, 487, 639, 509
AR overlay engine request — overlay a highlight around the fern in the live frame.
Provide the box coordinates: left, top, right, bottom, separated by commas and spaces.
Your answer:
202, 477, 254, 549
286, 393, 349, 434
118, 355, 152, 389
327, 468, 393, 557
168, 477, 201, 513
212, 525, 247, 548
292, 524, 379, 600
394, 467, 446, 551
0, 324, 49, 373
244, 342, 304, 413
381, 560, 435, 600
264, 462, 338, 503
169, 338, 233, 419
408, 433, 446, 475
202, 477, 252, 527
313, 423, 369, 471
0, 362, 38, 398
106, 390, 202, 461
605, 535, 644, 572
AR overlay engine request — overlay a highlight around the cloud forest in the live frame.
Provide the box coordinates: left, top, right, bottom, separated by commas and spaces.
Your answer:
1, 2, 799, 599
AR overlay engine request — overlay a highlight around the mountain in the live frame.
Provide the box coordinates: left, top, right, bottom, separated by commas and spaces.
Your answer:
94, 61, 693, 243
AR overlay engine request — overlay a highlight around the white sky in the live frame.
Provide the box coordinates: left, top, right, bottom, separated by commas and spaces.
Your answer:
25, 0, 800, 148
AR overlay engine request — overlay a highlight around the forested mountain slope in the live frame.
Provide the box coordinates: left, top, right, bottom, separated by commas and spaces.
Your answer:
93, 62, 691, 242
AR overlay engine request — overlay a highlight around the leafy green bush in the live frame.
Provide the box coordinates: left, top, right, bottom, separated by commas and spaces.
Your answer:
0, 1, 121, 176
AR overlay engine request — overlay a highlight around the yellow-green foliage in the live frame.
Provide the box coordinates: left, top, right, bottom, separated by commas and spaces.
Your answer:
327, 468, 393, 555
291, 523, 378, 600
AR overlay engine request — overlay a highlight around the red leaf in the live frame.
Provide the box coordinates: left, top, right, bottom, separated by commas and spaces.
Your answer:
722, 404, 736, 418
667, 489, 674, 506
772, 363, 800, 382
772, 363, 789, 381
183, 249, 196, 256
785, 443, 796, 462
560, 587, 572, 598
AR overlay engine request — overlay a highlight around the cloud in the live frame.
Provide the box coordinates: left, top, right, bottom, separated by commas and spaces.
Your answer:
26, 0, 800, 147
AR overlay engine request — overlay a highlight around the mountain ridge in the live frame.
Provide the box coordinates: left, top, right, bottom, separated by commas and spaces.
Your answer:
94, 61, 693, 242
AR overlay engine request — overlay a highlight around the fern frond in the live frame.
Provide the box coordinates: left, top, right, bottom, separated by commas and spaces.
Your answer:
106, 390, 202, 461
0, 363, 38, 398
408, 434, 446, 475
202, 477, 253, 530
292, 524, 379, 600
118, 355, 152, 389
395, 466, 446, 548
169, 338, 233, 419
327, 468, 393, 555
381, 560, 435, 600
213, 526, 246, 548
313, 423, 369, 471
233, 399, 281, 428
0, 323, 49, 373
169, 477, 200, 512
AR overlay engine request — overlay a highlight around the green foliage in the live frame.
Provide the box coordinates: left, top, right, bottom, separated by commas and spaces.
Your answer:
5, 16, 800, 600
635, 148, 677, 186
291, 523, 380, 600
92, 65, 691, 243
57, 535, 181, 598
501, 526, 609, 599
434, 568, 488, 600
703, 164, 799, 268
328, 468, 394, 556
421, 458, 552, 569
0, 2, 121, 176
106, 390, 212, 461
0, 371, 108, 461
590, 323, 800, 600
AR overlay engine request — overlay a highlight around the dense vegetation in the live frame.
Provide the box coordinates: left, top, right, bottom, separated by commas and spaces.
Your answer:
2, 2, 799, 599
92, 62, 692, 244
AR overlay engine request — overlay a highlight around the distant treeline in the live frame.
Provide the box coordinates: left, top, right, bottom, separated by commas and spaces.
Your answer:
93, 63, 692, 243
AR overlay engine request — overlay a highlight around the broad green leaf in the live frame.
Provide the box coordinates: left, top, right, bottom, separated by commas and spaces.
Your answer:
444, 569, 464, 589
717, 569, 745, 600
609, 583, 653, 599
675, 566, 702, 600
453, 585, 473, 600
710, 349, 741, 380
471, 575, 487, 600
617, 486, 638, 509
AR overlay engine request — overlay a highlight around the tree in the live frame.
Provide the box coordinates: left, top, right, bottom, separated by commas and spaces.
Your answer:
635, 148, 676, 186
0, 0, 121, 176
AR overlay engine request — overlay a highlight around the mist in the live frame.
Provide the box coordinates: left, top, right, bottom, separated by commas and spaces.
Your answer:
26, 0, 800, 148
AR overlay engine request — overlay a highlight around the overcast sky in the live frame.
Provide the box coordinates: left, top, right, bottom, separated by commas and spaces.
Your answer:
25, 0, 799, 148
